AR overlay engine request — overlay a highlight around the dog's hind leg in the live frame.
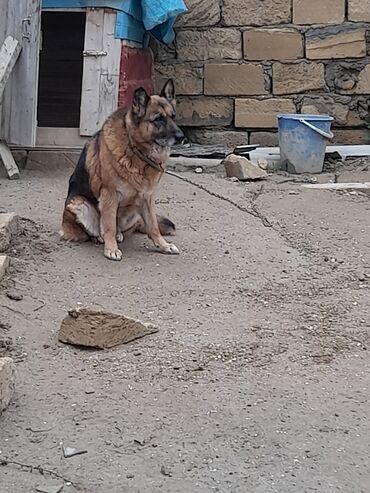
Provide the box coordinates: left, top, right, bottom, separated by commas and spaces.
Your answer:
61, 196, 100, 241
60, 208, 89, 242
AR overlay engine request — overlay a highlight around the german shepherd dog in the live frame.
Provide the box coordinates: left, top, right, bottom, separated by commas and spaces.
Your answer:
60, 79, 184, 261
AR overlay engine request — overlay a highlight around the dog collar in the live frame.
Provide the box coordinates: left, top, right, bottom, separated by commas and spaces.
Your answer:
131, 145, 164, 173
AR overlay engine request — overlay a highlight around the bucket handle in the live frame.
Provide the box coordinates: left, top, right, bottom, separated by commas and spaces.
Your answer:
299, 118, 334, 140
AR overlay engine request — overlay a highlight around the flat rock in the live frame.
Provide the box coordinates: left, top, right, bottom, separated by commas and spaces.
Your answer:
58, 308, 158, 349
0, 213, 18, 252
35, 482, 64, 493
0, 357, 15, 414
223, 154, 268, 181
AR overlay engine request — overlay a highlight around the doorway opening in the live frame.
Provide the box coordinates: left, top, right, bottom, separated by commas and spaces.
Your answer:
37, 11, 86, 128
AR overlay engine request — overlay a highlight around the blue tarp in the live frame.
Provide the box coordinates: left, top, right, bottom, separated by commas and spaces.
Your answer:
42, 0, 187, 45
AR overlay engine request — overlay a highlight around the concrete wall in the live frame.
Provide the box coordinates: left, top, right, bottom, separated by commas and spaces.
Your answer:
153, 0, 370, 146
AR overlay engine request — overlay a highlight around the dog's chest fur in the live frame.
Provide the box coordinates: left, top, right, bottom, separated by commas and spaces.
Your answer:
87, 113, 170, 210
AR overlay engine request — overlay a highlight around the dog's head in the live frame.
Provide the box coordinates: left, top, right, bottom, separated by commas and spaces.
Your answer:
128, 79, 184, 148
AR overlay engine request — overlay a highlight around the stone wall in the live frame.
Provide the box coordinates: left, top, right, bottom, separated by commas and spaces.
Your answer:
153, 0, 370, 147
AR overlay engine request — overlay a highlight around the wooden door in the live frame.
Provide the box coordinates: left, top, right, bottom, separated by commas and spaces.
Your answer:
0, 0, 41, 146
80, 8, 121, 136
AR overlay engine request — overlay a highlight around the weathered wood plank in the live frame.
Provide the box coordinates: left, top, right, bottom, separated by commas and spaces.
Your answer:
0, 140, 20, 179
99, 10, 120, 122
80, 9, 120, 136
0, 0, 41, 146
0, 36, 21, 99
80, 9, 104, 136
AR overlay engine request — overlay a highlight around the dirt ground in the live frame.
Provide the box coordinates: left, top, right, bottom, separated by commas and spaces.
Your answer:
0, 157, 369, 493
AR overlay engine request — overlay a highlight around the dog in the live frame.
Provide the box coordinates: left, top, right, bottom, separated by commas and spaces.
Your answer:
60, 79, 184, 261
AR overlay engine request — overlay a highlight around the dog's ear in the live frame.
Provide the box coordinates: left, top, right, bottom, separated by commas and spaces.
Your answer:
132, 87, 150, 121
160, 79, 175, 104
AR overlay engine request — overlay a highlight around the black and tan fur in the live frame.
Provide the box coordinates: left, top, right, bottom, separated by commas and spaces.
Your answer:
60, 79, 184, 261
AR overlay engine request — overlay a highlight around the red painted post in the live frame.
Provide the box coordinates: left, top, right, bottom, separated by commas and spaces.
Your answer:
118, 45, 154, 109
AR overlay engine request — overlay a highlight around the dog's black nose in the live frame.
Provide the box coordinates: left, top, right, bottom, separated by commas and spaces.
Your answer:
174, 129, 185, 144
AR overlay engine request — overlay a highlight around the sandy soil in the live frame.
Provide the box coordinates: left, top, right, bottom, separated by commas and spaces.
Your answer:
0, 158, 369, 493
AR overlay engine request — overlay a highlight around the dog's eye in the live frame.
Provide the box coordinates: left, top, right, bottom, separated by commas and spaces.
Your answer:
154, 115, 165, 123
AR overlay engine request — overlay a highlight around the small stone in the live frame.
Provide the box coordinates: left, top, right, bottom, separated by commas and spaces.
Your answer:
257, 159, 268, 170
62, 446, 87, 458
223, 154, 268, 181
194, 167, 203, 174
6, 290, 23, 301
160, 465, 172, 477
336, 77, 356, 91
126, 474, 134, 479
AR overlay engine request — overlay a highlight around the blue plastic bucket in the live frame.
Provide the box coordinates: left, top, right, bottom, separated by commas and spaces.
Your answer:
278, 114, 334, 174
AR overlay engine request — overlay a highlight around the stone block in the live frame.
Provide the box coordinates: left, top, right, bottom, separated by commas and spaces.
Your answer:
351, 65, 370, 94
0, 255, 10, 282
332, 128, 370, 144
204, 63, 267, 96
222, 0, 291, 26
150, 38, 177, 64
328, 63, 370, 94
306, 28, 366, 60
273, 62, 325, 95
176, 98, 234, 126
0, 213, 18, 253
154, 64, 203, 95
250, 132, 279, 146
185, 128, 249, 147
244, 28, 303, 61
223, 154, 268, 180
235, 98, 296, 128
293, 0, 345, 24
176, 29, 242, 62
176, 0, 221, 27
348, 0, 370, 22
299, 95, 363, 126
0, 357, 15, 414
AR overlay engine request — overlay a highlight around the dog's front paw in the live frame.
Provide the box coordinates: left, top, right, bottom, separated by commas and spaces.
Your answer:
104, 248, 123, 261
162, 243, 179, 255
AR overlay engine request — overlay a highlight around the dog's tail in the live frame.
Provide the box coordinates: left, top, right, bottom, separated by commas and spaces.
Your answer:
158, 216, 176, 236
135, 215, 176, 236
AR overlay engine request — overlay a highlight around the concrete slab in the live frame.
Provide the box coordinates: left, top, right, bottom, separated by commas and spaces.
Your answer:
26, 150, 79, 171
0, 357, 15, 414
